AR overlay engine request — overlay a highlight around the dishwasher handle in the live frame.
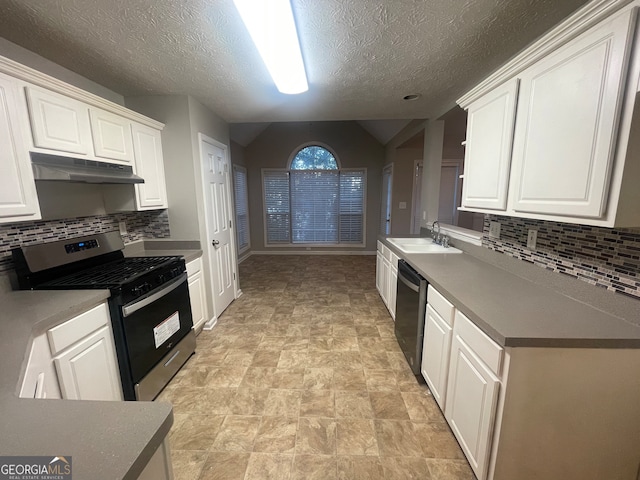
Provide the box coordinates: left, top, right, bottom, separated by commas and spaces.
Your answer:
398, 271, 420, 293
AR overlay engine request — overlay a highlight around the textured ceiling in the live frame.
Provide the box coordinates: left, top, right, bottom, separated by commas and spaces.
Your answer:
0, 0, 590, 124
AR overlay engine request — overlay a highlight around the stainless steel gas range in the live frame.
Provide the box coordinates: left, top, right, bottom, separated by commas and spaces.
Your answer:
12, 230, 196, 401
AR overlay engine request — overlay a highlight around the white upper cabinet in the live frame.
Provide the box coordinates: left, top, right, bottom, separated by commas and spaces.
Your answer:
131, 123, 168, 209
25, 86, 93, 155
510, 9, 636, 218
458, 5, 640, 227
89, 108, 135, 163
0, 73, 40, 222
462, 79, 519, 211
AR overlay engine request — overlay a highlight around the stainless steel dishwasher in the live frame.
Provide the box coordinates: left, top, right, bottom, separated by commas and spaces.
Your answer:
394, 260, 428, 377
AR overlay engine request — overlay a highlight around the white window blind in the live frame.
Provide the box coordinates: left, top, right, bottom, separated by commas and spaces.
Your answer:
339, 170, 364, 243
263, 168, 365, 245
291, 171, 339, 243
263, 170, 291, 243
233, 165, 250, 252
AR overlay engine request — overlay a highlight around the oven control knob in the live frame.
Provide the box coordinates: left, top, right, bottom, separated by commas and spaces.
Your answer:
131, 286, 143, 297
157, 273, 166, 283
141, 282, 152, 293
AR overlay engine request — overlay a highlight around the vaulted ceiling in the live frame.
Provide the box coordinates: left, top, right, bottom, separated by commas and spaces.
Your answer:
0, 0, 589, 127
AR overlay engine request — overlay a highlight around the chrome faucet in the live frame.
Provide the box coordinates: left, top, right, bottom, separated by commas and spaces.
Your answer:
431, 220, 449, 247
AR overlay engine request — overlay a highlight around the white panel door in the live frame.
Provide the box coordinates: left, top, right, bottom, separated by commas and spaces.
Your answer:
461, 78, 519, 210
90, 108, 134, 163
25, 86, 93, 155
201, 137, 235, 317
511, 9, 636, 218
132, 123, 168, 209
0, 73, 40, 221
421, 305, 453, 409
54, 325, 123, 401
445, 334, 500, 480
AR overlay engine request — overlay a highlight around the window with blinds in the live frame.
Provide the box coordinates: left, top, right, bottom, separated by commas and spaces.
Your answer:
263, 170, 291, 243
262, 145, 365, 246
233, 165, 250, 253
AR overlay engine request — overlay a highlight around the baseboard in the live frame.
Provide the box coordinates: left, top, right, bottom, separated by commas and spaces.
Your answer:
203, 316, 218, 330
238, 251, 252, 263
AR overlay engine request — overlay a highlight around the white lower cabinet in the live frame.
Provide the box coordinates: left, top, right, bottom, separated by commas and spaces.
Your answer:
387, 252, 398, 319
445, 328, 500, 480
421, 304, 453, 409
54, 325, 123, 401
187, 257, 208, 332
48, 302, 122, 401
19, 334, 61, 399
376, 241, 398, 318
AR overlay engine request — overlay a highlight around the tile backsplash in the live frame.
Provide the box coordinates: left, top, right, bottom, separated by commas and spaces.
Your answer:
483, 215, 640, 299
0, 210, 170, 273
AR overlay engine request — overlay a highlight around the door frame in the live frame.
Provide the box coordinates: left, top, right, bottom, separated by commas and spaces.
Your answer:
381, 164, 393, 235
198, 133, 241, 330
410, 160, 423, 234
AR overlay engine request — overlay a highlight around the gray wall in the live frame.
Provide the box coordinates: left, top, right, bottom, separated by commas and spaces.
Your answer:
0, 38, 124, 105
244, 121, 385, 252
387, 146, 422, 235
125, 95, 231, 321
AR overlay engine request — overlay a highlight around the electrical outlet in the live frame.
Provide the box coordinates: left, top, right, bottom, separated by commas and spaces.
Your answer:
527, 229, 538, 250
118, 221, 127, 235
399, 202, 407, 210
489, 221, 501, 239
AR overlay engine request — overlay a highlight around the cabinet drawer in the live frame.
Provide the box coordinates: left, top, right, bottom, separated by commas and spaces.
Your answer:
427, 285, 454, 326
47, 302, 110, 356
454, 310, 503, 376
389, 251, 399, 270
186, 257, 203, 277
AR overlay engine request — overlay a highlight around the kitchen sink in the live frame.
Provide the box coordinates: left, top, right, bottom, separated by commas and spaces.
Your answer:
386, 237, 462, 254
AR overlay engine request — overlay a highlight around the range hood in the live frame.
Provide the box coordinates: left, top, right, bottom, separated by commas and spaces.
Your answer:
31, 153, 144, 184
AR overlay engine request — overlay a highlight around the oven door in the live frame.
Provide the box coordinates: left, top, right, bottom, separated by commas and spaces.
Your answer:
121, 273, 194, 384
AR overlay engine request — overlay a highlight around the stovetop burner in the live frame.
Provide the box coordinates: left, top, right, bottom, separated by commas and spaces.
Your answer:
39, 256, 180, 289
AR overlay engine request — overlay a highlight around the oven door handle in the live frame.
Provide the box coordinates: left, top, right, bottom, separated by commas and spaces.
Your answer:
122, 273, 188, 317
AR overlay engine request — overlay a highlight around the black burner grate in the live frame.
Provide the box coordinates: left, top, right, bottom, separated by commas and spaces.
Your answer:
40, 256, 179, 288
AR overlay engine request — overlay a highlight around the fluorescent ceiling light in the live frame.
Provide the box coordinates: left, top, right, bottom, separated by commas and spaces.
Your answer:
233, 0, 308, 94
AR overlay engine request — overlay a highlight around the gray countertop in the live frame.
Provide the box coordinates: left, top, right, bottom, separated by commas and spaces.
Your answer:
123, 239, 202, 264
379, 236, 640, 348
0, 289, 173, 479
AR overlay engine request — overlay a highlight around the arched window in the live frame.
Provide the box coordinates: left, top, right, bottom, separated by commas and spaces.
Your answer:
263, 144, 365, 245
290, 146, 338, 170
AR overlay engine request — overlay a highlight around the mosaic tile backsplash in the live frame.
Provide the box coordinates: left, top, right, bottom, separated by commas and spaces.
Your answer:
0, 210, 170, 273
483, 215, 640, 299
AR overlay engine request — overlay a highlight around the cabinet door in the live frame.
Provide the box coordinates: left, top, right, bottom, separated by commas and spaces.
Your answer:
461, 78, 518, 210
388, 265, 397, 320
421, 305, 453, 409
510, 9, 637, 218
188, 270, 207, 331
131, 123, 168, 209
381, 257, 391, 307
19, 334, 61, 400
54, 325, 123, 401
0, 74, 40, 221
376, 251, 384, 298
25, 86, 93, 155
445, 334, 500, 480
89, 108, 134, 163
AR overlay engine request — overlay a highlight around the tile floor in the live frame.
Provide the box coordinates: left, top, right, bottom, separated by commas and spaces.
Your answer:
158, 255, 476, 480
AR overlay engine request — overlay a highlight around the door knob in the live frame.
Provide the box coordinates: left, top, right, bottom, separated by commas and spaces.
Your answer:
211, 239, 220, 246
